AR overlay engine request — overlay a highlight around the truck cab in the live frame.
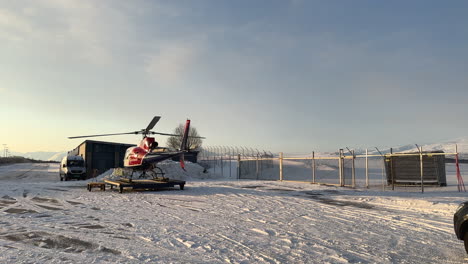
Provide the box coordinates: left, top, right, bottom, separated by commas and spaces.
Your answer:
60, 156, 86, 181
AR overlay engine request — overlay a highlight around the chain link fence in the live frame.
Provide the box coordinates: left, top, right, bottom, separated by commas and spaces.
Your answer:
198, 146, 275, 179
199, 146, 464, 192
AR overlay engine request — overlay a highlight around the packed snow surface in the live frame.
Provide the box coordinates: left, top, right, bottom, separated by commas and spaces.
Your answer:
0, 162, 468, 263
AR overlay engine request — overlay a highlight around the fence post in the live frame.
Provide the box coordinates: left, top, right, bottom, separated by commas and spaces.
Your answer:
237, 154, 241, 180
220, 147, 224, 178
256, 154, 259, 180
251, 148, 255, 175
260, 152, 263, 177
259, 152, 263, 178
229, 147, 232, 178
420, 146, 424, 193
375, 147, 385, 192
365, 149, 369, 188
213, 147, 216, 175
381, 156, 385, 192
312, 151, 316, 183
352, 150, 356, 188
339, 149, 344, 187
279, 152, 283, 181
391, 148, 394, 191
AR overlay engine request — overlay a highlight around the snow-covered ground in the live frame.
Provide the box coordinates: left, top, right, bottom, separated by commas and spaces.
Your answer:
0, 162, 467, 263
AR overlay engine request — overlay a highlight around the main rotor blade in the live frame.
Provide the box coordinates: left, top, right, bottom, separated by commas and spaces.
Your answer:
150, 131, 180, 137
149, 131, 205, 139
68, 131, 139, 139
188, 136, 206, 139
145, 116, 161, 134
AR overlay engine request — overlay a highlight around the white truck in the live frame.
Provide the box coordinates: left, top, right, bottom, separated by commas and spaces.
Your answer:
59, 156, 86, 181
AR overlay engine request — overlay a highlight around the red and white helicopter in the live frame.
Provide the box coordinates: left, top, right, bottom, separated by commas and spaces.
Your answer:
69, 116, 203, 180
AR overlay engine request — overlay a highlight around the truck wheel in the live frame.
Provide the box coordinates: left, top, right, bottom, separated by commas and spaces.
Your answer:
464, 232, 468, 254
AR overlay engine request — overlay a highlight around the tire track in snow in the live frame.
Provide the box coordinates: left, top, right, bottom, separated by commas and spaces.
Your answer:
285, 193, 462, 263
146, 191, 298, 263
2, 164, 43, 180
267, 190, 454, 236
234, 188, 450, 261
317, 200, 453, 235
199, 189, 352, 261
111, 192, 282, 263
155, 207, 283, 263
214, 190, 383, 263
228, 188, 460, 263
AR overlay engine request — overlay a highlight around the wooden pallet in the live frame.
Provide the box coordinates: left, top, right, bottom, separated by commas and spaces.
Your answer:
104, 178, 185, 193
87, 182, 106, 191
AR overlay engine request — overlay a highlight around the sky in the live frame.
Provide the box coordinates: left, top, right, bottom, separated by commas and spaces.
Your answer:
1, 0, 468, 153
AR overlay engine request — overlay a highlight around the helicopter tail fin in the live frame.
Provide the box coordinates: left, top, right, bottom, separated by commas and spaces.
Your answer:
179, 153, 186, 171
178, 119, 190, 171
180, 119, 190, 151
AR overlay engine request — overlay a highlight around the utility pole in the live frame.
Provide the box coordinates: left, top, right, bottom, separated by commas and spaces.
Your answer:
2, 144, 6, 158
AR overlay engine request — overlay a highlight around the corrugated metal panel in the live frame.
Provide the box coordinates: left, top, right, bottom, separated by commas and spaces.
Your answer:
69, 140, 135, 179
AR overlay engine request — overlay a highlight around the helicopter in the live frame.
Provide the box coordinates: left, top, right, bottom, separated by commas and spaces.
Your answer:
68, 116, 203, 181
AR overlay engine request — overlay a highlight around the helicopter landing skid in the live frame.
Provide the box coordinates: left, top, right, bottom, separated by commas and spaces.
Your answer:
125, 166, 168, 182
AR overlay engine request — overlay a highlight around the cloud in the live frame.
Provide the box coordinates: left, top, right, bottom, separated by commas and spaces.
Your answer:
289, 0, 304, 7
145, 42, 200, 85
0, 86, 21, 99
353, 71, 413, 101
39, 0, 122, 65
0, 0, 136, 65
0, 8, 33, 41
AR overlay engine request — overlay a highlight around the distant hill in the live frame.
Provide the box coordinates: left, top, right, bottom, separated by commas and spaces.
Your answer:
0, 156, 57, 165
9, 151, 67, 161
350, 137, 468, 155
283, 137, 468, 159
398, 137, 468, 154
47, 152, 68, 161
